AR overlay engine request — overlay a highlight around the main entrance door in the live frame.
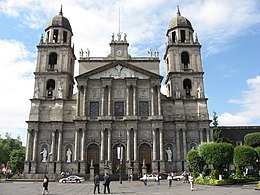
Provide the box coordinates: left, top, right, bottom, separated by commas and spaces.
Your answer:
139, 143, 152, 173
87, 144, 100, 174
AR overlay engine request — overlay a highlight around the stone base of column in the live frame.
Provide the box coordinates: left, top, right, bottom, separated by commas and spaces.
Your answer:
80, 162, 86, 174
99, 161, 105, 175
90, 167, 95, 181
30, 161, 37, 174
159, 161, 165, 173
48, 162, 54, 174
24, 161, 30, 174
141, 164, 147, 176
127, 166, 133, 179
152, 161, 159, 173
133, 161, 139, 176
176, 161, 183, 173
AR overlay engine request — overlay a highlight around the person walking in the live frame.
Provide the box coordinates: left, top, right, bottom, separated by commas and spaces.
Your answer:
103, 173, 111, 194
94, 174, 100, 194
42, 175, 49, 195
156, 173, 160, 186
167, 173, 173, 188
188, 172, 195, 191
142, 173, 147, 186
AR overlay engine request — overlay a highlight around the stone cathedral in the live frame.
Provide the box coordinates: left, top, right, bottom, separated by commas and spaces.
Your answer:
24, 7, 211, 179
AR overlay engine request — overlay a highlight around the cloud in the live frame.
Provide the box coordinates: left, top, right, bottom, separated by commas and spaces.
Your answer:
219, 76, 260, 125
0, 39, 35, 143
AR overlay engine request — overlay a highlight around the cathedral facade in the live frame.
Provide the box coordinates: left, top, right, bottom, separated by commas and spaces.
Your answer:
24, 7, 211, 179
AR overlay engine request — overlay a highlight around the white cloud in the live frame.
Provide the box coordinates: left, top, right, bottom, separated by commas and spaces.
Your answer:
0, 39, 35, 144
219, 76, 260, 125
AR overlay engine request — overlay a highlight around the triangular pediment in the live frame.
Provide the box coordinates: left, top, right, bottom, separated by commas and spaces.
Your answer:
76, 62, 162, 81
89, 64, 149, 79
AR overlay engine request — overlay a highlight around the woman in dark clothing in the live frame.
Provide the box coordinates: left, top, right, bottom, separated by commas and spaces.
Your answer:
42, 175, 49, 195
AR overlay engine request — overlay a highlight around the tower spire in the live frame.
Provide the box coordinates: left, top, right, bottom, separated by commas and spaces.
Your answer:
177, 5, 181, 16
59, 5, 63, 16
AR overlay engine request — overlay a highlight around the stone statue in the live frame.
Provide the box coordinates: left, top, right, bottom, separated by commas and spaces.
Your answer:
165, 147, 172, 161
148, 48, 152, 57
112, 33, 114, 41
117, 32, 121, 41
66, 148, 72, 162
124, 33, 127, 41
57, 86, 63, 99
40, 148, 48, 162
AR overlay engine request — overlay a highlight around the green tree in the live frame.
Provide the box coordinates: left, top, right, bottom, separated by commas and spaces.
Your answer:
0, 133, 23, 166
187, 149, 205, 173
234, 146, 258, 175
7, 148, 25, 173
255, 147, 260, 161
244, 132, 260, 147
212, 112, 221, 142
198, 142, 234, 172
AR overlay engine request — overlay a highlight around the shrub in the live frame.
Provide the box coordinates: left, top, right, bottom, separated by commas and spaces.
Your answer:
210, 169, 219, 180
244, 132, 260, 147
203, 168, 211, 176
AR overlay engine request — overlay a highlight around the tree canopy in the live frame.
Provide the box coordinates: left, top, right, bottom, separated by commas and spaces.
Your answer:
244, 132, 260, 147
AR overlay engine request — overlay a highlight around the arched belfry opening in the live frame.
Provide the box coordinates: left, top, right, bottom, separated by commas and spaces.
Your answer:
46, 79, 55, 98
183, 79, 192, 98
181, 51, 189, 70
49, 52, 57, 70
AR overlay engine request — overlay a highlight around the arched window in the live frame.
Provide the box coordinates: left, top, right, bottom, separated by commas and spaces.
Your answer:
181, 51, 189, 70
183, 79, 192, 98
46, 79, 55, 98
48, 52, 57, 70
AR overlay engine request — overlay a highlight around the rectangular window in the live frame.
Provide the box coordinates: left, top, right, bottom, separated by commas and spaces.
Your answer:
63, 31, 67, 43
139, 101, 149, 117
114, 101, 124, 117
53, 29, 59, 43
181, 30, 185, 42
89, 101, 99, 117
172, 31, 176, 42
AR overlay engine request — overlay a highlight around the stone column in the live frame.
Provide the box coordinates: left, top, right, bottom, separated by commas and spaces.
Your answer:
81, 129, 86, 161
182, 129, 187, 160
108, 86, 112, 116
25, 130, 31, 161
152, 129, 156, 160
133, 129, 137, 161
126, 86, 130, 116
82, 86, 87, 116
176, 130, 180, 160
74, 129, 79, 161
206, 128, 210, 142
159, 129, 164, 161
107, 129, 112, 162
50, 130, 56, 161
57, 130, 63, 161
127, 129, 131, 162
100, 129, 105, 161
32, 130, 38, 161
157, 86, 161, 116
76, 86, 81, 116
101, 87, 105, 116
199, 129, 204, 143
151, 87, 155, 116
133, 86, 137, 116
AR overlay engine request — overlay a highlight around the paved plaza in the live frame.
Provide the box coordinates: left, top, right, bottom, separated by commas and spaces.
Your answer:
0, 180, 259, 195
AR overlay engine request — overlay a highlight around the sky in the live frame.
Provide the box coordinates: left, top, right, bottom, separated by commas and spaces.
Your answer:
0, 0, 260, 145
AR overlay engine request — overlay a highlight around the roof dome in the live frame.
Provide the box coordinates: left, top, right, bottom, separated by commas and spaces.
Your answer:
168, 8, 193, 31
45, 6, 72, 32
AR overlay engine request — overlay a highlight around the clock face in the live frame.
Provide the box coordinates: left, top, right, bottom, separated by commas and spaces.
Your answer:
116, 48, 123, 56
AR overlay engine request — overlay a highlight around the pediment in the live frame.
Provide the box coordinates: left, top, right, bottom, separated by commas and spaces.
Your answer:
89, 64, 149, 79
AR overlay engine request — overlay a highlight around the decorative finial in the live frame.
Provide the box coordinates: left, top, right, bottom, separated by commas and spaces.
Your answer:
177, 5, 181, 16
40, 34, 44, 44
59, 5, 63, 16
195, 33, 199, 43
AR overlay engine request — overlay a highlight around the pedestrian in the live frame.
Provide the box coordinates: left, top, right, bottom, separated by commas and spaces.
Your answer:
188, 172, 195, 191
42, 175, 49, 195
156, 173, 160, 185
182, 171, 188, 183
94, 174, 100, 194
167, 173, 172, 188
103, 172, 111, 194
142, 173, 147, 186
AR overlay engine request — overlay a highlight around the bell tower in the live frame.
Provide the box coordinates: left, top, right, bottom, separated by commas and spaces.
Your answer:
33, 6, 75, 100
164, 7, 204, 99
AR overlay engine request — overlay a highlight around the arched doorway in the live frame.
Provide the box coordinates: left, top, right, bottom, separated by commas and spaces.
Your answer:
87, 144, 99, 174
139, 143, 152, 173
112, 144, 126, 174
